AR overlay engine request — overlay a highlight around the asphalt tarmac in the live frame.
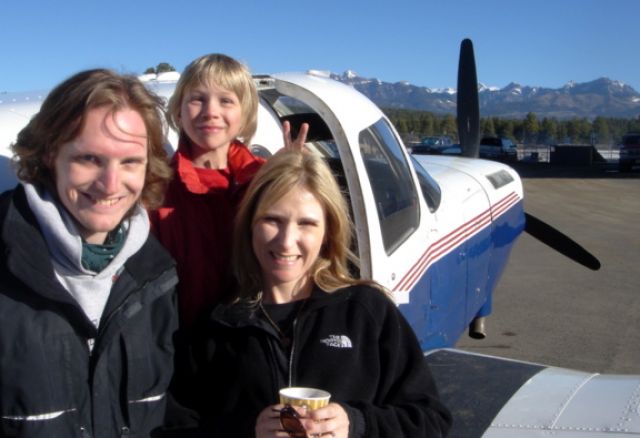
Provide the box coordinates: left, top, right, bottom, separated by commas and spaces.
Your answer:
456, 162, 640, 375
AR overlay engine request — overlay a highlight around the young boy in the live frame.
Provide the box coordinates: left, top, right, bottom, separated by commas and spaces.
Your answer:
151, 54, 306, 332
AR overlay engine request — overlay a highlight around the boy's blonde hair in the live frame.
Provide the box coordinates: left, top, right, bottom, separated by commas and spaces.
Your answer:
167, 54, 258, 144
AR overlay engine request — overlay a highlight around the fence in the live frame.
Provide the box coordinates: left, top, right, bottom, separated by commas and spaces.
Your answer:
519, 144, 620, 163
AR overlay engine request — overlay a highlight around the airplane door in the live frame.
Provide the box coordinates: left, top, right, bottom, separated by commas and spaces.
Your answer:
267, 75, 429, 292
356, 119, 421, 275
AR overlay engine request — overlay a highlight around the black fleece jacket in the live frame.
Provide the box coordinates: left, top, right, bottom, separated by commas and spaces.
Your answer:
174, 284, 452, 437
0, 187, 178, 438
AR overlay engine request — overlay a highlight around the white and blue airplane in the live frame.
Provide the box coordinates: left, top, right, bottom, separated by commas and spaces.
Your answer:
1, 40, 637, 437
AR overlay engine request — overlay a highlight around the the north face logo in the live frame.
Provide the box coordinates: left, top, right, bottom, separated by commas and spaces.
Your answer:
320, 335, 352, 348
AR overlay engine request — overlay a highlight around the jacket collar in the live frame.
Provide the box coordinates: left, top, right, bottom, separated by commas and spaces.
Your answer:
174, 139, 265, 194
1, 185, 176, 333
1, 185, 93, 327
210, 285, 353, 330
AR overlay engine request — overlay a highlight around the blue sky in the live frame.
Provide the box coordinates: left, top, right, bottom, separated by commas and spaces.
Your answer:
2, 0, 638, 93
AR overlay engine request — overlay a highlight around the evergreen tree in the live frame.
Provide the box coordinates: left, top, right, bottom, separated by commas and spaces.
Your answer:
419, 113, 435, 136
441, 114, 457, 139
396, 119, 409, 136
495, 119, 515, 140
592, 117, 610, 144
481, 117, 496, 136
142, 62, 176, 75
540, 117, 558, 144
407, 113, 420, 134
513, 120, 525, 143
565, 118, 591, 143
628, 116, 640, 133
556, 123, 568, 143
156, 62, 176, 73
383, 108, 640, 147
524, 112, 539, 143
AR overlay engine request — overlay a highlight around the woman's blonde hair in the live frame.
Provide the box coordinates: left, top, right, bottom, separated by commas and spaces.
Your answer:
167, 53, 258, 145
11, 68, 171, 210
233, 151, 361, 301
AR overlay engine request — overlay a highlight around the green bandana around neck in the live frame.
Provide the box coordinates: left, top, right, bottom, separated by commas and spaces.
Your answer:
81, 226, 126, 273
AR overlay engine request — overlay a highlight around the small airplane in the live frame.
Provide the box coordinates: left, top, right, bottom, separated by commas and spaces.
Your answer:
1, 40, 635, 437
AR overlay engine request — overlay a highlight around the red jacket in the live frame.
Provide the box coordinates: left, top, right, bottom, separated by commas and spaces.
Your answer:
150, 140, 265, 331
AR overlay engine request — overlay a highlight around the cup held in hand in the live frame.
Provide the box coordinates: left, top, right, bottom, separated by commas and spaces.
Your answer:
279, 387, 331, 410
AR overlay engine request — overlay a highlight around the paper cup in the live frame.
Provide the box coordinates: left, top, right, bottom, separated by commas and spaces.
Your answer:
279, 387, 331, 410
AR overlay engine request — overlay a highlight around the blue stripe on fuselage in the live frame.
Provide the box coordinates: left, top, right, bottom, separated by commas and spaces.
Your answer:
399, 200, 525, 350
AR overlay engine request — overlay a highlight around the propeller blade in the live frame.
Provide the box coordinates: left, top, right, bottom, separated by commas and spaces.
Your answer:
457, 38, 480, 158
524, 213, 601, 271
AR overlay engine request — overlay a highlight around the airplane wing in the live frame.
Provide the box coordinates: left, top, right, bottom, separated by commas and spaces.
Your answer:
426, 349, 640, 437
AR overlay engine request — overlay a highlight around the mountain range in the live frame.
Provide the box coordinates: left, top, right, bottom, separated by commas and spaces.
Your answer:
330, 71, 640, 119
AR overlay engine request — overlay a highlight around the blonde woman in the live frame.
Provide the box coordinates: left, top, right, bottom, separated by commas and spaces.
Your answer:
175, 151, 451, 437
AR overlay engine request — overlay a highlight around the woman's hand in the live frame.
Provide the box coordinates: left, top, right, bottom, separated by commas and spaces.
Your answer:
282, 120, 309, 152
255, 404, 292, 437
255, 403, 349, 437
300, 402, 350, 438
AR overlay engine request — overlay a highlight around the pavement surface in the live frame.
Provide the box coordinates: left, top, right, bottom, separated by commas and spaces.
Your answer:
456, 162, 640, 375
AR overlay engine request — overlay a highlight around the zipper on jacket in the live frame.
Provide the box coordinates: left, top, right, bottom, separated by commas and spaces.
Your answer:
287, 311, 304, 387
256, 314, 291, 396
93, 268, 177, 352
88, 267, 176, 428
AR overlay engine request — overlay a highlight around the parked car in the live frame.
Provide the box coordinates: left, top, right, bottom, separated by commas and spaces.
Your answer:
480, 136, 518, 162
411, 135, 460, 155
619, 132, 640, 172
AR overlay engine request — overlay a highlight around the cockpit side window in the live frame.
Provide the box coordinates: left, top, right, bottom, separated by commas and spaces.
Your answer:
359, 118, 419, 255
409, 155, 441, 213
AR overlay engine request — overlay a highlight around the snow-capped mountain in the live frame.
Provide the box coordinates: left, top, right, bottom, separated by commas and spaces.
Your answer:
330, 71, 640, 119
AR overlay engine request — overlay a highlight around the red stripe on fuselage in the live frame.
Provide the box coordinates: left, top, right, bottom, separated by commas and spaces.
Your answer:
393, 192, 520, 292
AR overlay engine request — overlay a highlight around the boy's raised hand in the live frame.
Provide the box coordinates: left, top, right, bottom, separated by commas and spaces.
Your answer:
282, 120, 309, 152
